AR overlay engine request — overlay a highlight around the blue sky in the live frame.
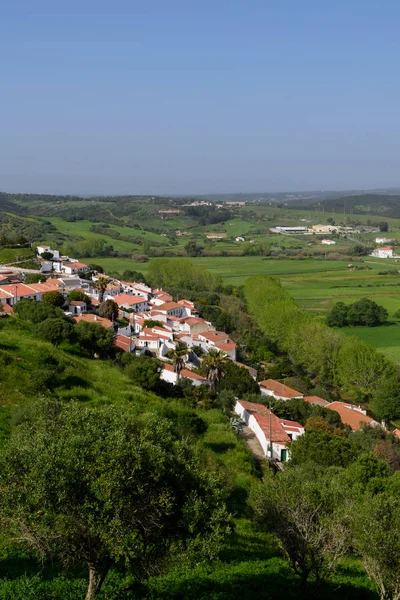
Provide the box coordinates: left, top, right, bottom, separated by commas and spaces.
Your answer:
1, 1, 400, 195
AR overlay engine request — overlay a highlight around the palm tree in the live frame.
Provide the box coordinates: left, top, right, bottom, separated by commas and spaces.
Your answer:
94, 277, 108, 304
168, 345, 188, 383
202, 348, 227, 393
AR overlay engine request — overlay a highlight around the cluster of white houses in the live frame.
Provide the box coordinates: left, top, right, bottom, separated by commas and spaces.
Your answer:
0, 249, 241, 388
234, 379, 383, 463
1, 247, 387, 464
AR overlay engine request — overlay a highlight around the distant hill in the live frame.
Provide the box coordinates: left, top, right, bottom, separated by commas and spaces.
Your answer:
309, 194, 400, 217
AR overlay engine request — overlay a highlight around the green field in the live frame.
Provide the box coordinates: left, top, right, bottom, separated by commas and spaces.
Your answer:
341, 324, 400, 364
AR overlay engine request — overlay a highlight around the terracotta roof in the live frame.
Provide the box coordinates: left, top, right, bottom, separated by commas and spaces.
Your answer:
183, 317, 206, 325
114, 294, 147, 307
114, 334, 133, 351
237, 400, 303, 444
303, 396, 329, 407
63, 261, 88, 269
162, 362, 207, 382
0, 289, 13, 299
178, 299, 195, 307
157, 301, 182, 311
326, 402, 377, 431
74, 314, 113, 329
1, 303, 13, 313
259, 379, 303, 399
215, 342, 237, 351
237, 400, 270, 416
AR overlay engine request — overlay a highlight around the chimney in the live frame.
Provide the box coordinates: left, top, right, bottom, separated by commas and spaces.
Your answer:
94, 315, 97, 321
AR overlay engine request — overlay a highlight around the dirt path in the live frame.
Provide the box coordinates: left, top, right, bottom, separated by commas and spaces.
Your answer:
241, 425, 266, 462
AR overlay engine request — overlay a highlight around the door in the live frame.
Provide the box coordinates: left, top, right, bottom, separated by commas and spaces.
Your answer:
280, 448, 287, 462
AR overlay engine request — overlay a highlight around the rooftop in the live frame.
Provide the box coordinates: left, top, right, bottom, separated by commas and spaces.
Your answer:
259, 379, 303, 398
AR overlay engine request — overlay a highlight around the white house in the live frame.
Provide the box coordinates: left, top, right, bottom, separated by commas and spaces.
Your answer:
114, 294, 149, 313
321, 239, 336, 245
371, 246, 394, 258
37, 245, 60, 260
259, 379, 303, 400
160, 363, 209, 387
61, 261, 90, 275
68, 300, 87, 315
235, 400, 304, 462
376, 237, 395, 244
235, 236, 245, 242
156, 301, 186, 318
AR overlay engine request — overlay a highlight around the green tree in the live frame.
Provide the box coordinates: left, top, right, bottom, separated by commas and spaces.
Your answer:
184, 240, 203, 257
252, 468, 348, 590
290, 430, 356, 468
351, 244, 369, 256
352, 492, 400, 600
36, 318, 75, 346
94, 277, 109, 303
1, 401, 230, 600
14, 299, 65, 323
202, 348, 228, 393
217, 360, 260, 396
327, 302, 349, 327
68, 289, 92, 306
75, 321, 115, 358
41, 251, 54, 260
346, 298, 388, 327
378, 221, 389, 232
124, 355, 161, 391
371, 377, 400, 422
168, 345, 188, 383
42, 290, 65, 307
98, 299, 119, 322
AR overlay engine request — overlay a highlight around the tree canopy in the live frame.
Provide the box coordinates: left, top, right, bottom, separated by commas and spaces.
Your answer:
0, 401, 230, 599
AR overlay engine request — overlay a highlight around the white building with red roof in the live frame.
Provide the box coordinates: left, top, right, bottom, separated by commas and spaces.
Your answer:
160, 362, 209, 387
259, 379, 304, 401
235, 399, 304, 462
114, 294, 149, 313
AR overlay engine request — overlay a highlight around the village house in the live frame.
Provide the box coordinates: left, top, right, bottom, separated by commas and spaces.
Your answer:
156, 301, 186, 318
326, 401, 380, 431
68, 300, 87, 316
160, 362, 209, 387
61, 260, 90, 275
373, 246, 394, 258
303, 396, 329, 407
321, 239, 336, 245
114, 334, 135, 353
74, 313, 114, 331
179, 316, 210, 335
114, 294, 149, 313
376, 237, 396, 244
235, 400, 304, 462
258, 379, 304, 400
36, 245, 60, 260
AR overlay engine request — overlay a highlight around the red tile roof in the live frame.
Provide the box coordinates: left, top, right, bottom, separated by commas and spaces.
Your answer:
114, 294, 147, 307
326, 402, 377, 431
161, 362, 207, 381
74, 314, 113, 329
157, 301, 182, 311
215, 342, 237, 351
303, 396, 329, 407
114, 334, 133, 351
259, 379, 303, 399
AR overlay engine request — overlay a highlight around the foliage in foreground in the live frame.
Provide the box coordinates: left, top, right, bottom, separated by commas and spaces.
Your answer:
0, 400, 231, 599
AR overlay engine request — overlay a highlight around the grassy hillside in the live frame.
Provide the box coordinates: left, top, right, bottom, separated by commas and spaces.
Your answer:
0, 315, 378, 599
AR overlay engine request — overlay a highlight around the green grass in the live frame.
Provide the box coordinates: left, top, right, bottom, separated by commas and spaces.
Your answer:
0, 247, 35, 264
341, 323, 400, 363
